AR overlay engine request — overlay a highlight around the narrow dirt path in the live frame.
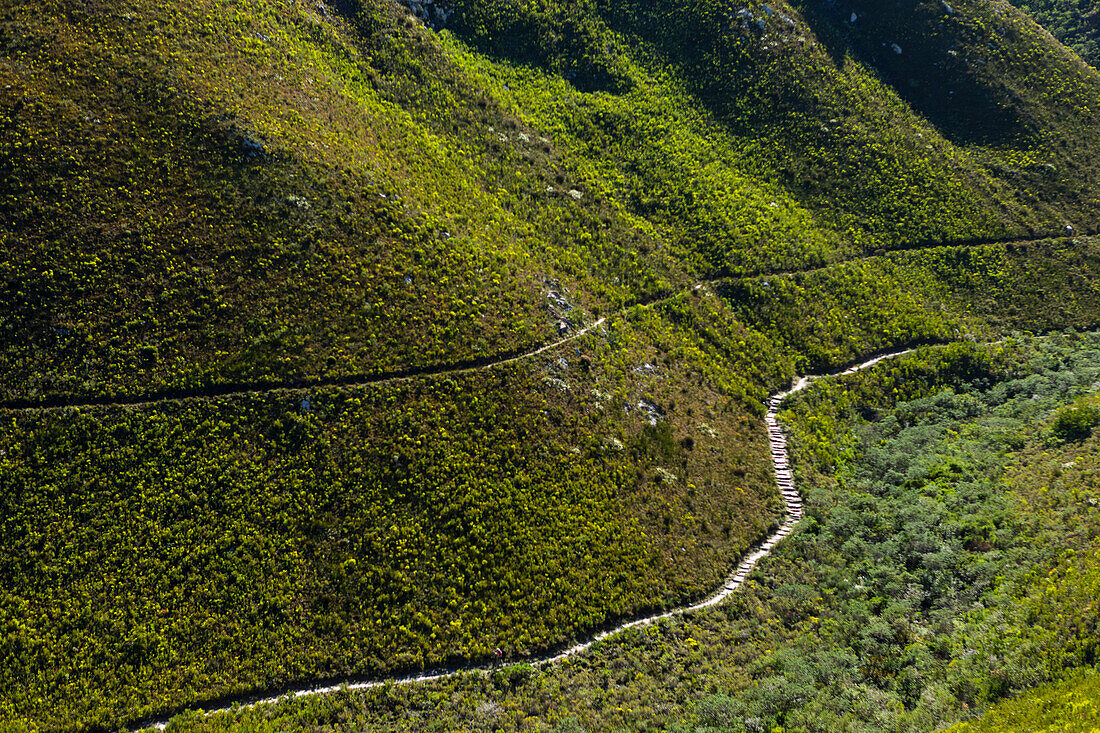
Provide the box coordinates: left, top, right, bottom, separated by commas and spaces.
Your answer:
135, 347, 913, 732
0, 317, 611, 413
5, 228, 1086, 413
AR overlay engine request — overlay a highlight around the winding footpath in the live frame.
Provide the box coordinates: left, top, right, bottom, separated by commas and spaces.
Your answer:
4, 230, 1088, 414
136, 347, 913, 731
0, 317, 611, 413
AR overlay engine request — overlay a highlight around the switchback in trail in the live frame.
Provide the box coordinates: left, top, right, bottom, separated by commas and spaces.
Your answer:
134, 347, 914, 732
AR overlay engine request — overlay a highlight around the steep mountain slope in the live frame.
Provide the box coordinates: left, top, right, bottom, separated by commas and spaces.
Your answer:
4, 0, 1100, 404
4, 0, 1100, 729
1009, 0, 1100, 65
150, 332, 1100, 733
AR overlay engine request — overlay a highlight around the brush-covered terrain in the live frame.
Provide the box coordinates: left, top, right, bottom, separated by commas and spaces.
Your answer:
4, 0, 1100, 729
5, 0, 1100, 403
158, 334, 1100, 732
1009, 0, 1100, 65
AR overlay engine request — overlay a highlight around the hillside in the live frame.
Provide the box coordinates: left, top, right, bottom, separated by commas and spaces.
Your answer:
150, 333, 1100, 732
1009, 0, 1100, 65
4, 0, 1100, 730
946, 669, 1100, 731
5, 0, 1100, 403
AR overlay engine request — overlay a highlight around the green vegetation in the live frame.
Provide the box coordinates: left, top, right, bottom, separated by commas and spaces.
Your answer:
5, 0, 1100, 403
946, 668, 1100, 732
0, 0, 703, 403
452, 0, 1100, 248
151, 335, 1100, 733
0, 301, 786, 730
8, 237, 1100, 729
1051, 401, 1100, 439
720, 238, 1100, 373
6, 0, 1100, 729
6, 240, 1100, 729
1010, 0, 1100, 66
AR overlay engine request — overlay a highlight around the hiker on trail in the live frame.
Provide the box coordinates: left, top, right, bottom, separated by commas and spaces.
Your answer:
493, 647, 503, 666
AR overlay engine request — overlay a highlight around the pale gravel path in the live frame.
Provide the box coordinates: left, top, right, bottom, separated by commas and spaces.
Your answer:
139, 347, 913, 731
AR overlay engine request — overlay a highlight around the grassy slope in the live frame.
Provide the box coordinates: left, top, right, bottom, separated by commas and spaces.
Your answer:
4, 0, 1100, 403
0, 336, 773, 729
945, 668, 1100, 732
5, 241, 1100, 730
151, 335, 1100, 733
0, 0, 702, 403
1009, 0, 1100, 66
3, 289, 793, 730
5, 0, 1100, 729
451, 0, 1100, 248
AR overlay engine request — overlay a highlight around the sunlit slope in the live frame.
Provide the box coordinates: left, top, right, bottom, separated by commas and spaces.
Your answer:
5, 0, 1100, 729
4, 0, 1100, 402
946, 669, 1100, 732
0, 0, 696, 403
1008, 0, 1100, 66
0, 287, 787, 731
5, 239, 1100, 730
450, 0, 1100, 245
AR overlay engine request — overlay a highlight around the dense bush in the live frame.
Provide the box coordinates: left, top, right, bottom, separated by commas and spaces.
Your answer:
133, 336, 1100, 733
5, 0, 1100, 402
946, 668, 1100, 732
10, 237, 1100, 729
1010, 0, 1100, 65
0, 286, 797, 730
1051, 401, 1099, 440
5, 0, 1100, 729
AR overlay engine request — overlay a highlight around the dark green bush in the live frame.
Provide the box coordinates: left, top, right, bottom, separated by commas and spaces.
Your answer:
1051, 402, 1099, 440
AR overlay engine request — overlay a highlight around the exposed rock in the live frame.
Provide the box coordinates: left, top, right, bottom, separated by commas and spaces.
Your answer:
397, 0, 452, 28
239, 134, 266, 158
636, 399, 664, 426
543, 376, 570, 392
655, 467, 679, 484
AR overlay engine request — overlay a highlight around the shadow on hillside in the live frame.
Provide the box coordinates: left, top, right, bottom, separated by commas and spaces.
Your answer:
434, 0, 1034, 146
439, 2, 633, 94
793, 0, 1028, 147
